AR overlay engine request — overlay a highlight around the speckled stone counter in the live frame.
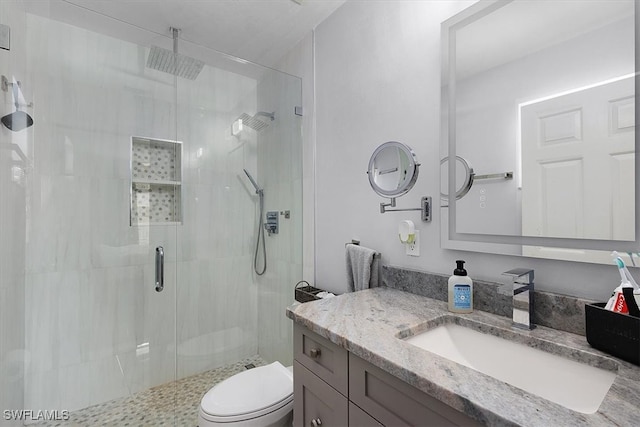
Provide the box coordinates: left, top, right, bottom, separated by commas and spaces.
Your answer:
287, 287, 640, 426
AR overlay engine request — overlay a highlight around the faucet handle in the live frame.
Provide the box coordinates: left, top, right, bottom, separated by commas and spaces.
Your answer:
502, 268, 534, 284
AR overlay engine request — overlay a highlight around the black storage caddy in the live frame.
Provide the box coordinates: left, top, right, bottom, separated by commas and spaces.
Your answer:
585, 302, 640, 366
294, 280, 324, 303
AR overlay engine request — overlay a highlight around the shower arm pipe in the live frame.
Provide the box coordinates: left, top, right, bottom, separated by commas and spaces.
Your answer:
171, 27, 180, 54
255, 111, 275, 121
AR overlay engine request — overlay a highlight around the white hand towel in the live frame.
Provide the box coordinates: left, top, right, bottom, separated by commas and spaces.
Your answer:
346, 244, 380, 292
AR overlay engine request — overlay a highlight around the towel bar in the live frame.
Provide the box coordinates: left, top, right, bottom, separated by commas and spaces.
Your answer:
346, 240, 381, 259
474, 171, 513, 180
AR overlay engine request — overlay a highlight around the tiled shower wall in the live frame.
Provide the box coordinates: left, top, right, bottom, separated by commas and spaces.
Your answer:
0, 3, 27, 424
20, 13, 265, 413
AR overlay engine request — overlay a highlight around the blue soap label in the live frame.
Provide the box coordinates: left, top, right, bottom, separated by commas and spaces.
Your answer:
453, 284, 471, 309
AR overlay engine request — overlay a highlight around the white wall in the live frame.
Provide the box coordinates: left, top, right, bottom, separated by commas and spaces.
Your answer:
304, 0, 621, 300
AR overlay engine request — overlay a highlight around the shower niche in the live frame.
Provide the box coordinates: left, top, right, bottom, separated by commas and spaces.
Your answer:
130, 136, 182, 225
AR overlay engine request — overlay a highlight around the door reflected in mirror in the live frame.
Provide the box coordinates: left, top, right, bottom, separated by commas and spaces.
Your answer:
520, 75, 635, 242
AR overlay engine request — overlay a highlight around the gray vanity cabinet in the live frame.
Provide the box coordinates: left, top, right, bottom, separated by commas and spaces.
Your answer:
349, 402, 383, 426
349, 356, 481, 426
294, 323, 349, 426
293, 324, 481, 427
294, 362, 349, 427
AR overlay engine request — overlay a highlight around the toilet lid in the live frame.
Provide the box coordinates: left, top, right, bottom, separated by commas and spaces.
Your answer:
200, 361, 293, 419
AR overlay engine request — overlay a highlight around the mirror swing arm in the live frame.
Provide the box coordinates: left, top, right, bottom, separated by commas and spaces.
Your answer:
379, 196, 432, 222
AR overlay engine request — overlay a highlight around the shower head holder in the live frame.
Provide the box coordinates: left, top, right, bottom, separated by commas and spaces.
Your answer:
1, 75, 33, 109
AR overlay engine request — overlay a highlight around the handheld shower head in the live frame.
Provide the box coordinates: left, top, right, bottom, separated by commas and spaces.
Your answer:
244, 169, 267, 276
243, 169, 263, 194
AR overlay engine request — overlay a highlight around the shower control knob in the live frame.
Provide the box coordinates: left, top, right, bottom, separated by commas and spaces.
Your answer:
311, 418, 322, 427
309, 348, 321, 358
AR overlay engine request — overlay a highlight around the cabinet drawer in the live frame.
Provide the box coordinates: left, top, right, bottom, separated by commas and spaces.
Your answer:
294, 361, 348, 427
294, 323, 348, 395
349, 402, 383, 427
349, 355, 481, 427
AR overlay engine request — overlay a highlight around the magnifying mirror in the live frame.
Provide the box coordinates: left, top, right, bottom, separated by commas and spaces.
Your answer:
367, 141, 420, 198
440, 155, 475, 202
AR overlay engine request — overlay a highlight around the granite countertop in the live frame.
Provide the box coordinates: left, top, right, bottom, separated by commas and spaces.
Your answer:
286, 287, 640, 426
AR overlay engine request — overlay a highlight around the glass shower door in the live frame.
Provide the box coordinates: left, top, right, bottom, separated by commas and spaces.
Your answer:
9, 4, 180, 424
127, 137, 180, 424
172, 36, 303, 424
2, 2, 302, 425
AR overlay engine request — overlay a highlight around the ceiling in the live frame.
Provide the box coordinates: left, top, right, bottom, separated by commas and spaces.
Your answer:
24, 0, 346, 69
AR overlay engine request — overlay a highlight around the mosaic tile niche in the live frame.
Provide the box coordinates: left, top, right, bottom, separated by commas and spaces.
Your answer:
131, 136, 182, 225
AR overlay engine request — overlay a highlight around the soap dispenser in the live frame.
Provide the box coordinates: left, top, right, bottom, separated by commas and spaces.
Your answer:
448, 260, 473, 313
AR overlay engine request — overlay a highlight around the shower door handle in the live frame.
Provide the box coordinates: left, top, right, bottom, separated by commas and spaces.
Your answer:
155, 246, 164, 292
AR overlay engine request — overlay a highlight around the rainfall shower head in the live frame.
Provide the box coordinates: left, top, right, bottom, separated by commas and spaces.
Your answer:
146, 46, 205, 80
236, 112, 275, 132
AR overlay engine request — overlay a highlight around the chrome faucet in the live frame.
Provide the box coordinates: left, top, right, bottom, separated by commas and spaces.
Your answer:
500, 268, 535, 330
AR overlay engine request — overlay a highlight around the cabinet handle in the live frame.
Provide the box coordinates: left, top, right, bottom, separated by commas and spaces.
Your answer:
311, 418, 322, 427
310, 348, 321, 358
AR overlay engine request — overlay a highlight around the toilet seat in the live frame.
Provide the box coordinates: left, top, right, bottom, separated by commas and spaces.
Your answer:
200, 361, 293, 423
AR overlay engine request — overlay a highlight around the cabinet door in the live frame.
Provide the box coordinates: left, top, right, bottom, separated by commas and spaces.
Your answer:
294, 361, 348, 427
349, 402, 383, 427
349, 355, 482, 427
294, 323, 348, 395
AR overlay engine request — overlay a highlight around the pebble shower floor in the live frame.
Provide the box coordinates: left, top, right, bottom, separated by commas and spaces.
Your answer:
37, 356, 266, 427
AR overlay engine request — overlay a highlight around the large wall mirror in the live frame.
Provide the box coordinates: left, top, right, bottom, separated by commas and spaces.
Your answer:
441, 0, 638, 265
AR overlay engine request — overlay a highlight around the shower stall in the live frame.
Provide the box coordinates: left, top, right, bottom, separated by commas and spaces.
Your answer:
0, 1, 302, 425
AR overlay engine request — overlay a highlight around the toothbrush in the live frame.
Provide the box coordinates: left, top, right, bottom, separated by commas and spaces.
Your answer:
627, 252, 636, 267
608, 253, 640, 312
615, 257, 640, 290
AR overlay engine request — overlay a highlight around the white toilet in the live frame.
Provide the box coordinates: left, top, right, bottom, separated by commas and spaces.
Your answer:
198, 361, 294, 427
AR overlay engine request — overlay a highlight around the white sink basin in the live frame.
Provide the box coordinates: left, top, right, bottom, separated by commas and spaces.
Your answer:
404, 322, 617, 414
